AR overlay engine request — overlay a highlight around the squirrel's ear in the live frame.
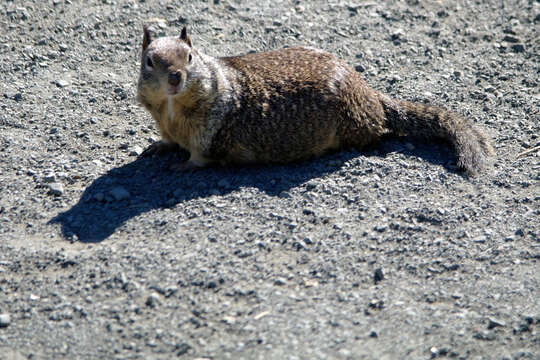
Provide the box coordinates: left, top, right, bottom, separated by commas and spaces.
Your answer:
180, 26, 192, 47
142, 25, 152, 51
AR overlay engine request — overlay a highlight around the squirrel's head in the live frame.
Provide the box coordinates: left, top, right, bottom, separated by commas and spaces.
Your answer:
137, 26, 197, 107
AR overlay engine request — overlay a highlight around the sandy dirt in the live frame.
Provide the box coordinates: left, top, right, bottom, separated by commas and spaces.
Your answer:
0, 0, 539, 359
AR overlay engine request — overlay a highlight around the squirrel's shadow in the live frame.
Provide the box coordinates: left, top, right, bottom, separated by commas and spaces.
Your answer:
49, 139, 456, 243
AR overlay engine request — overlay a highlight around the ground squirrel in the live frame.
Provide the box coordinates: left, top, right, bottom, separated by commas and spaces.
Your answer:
136, 26, 494, 175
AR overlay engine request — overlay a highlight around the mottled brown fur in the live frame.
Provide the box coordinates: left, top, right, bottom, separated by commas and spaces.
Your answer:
137, 27, 494, 175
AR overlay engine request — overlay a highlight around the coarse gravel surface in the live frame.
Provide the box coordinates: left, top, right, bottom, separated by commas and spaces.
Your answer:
1, 0, 539, 359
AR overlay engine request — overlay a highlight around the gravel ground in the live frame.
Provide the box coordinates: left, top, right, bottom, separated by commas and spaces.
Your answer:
1, 0, 539, 359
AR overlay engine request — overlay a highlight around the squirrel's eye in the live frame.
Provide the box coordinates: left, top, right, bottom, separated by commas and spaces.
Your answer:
188, 53, 192, 63
146, 56, 153, 68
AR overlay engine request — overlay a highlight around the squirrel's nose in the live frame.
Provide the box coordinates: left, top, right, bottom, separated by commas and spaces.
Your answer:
168, 72, 181, 87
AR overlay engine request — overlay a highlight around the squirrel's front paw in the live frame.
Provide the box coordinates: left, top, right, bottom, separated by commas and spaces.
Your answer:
169, 153, 211, 172
140, 141, 180, 157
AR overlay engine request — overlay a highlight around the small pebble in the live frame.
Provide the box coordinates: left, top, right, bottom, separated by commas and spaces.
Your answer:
42, 173, 56, 183
373, 268, 384, 284
278, 191, 291, 198
0, 313, 11, 327
176, 343, 191, 356
355, 64, 366, 72
55, 79, 69, 88
113, 87, 127, 100
145, 293, 161, 308
109, 186, 130, 201
389, 74, 402, 83
473, 235, 487, 243
511, 44, 525, 53
129, 146, 142, 156
473, 330, 496, 341
487, 317, 506, 329
48, 182, 64, 196
391, 29, 404, 40
502, 35, 521, 43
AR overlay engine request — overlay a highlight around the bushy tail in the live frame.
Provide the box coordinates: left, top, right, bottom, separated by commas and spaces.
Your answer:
379, 94, 494, 176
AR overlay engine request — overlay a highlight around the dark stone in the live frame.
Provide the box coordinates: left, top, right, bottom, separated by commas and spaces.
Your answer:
373, 268, 384, 284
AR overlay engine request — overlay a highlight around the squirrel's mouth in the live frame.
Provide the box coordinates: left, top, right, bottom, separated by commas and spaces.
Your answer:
167, 84, 180, 95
